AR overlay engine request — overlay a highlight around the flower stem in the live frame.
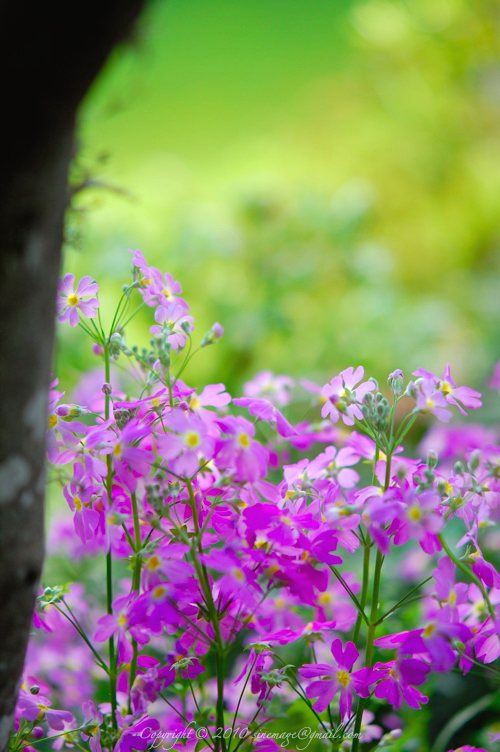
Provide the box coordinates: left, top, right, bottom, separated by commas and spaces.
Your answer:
103, 344, 117, 729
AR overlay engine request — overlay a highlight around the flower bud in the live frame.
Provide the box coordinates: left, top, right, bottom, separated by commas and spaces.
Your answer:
468, 449, 481, 473
404, 380, 418, 399
201, 322, 225, 347
427, 449, 438, 470
388, 369, 404, 395
29, 685, 40, 695
102, 383, 112, 395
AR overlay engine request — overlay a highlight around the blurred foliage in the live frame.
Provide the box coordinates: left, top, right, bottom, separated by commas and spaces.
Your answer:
59, 0, 500, 398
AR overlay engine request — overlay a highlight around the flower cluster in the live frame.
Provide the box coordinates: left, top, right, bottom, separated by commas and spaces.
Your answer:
12, 252, 500, 752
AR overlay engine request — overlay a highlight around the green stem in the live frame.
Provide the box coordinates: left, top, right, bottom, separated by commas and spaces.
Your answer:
56, 602, 108, 673
375, 576, 433, 625
330, 566, 369, 625
352, 544, 371, 643
103, 344, 117, 729
186, 478, 226, 752
351, 449, 391, 752
128, 492, 143, 713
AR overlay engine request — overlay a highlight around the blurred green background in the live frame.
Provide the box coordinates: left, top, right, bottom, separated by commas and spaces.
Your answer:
60, 0, 500, 397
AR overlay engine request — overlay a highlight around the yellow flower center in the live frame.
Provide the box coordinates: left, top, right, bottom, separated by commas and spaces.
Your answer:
423, 623, 435, 637
336, 670, 351, 687
147, 555, 161, 571
153, 585, 167, 600
317, 592, 332, 606
426, 398, 435, 409
185, 431, 200, 448
439, 381, 452, 395
190, 396, 200, 410
408, 505, 421, 521
67, 293, 79, 307
238, 433, 250, 448
48, 414, 58, 429
232, 567, 245, 582
118, 612, 128, 627
266, 565, 280, 575
113, 442, 122, 458
449, 589, 457, 607
274, 596, 286, 609
73, 495, 82, 511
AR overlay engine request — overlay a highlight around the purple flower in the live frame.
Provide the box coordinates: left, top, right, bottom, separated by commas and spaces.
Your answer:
414, 365, 482, 416
321, 367, 375, 426
300, 640, 373, 720
80, 701, 103, 752
56, 274, 100, 326
150, 303, 194, 349
373, 659, 429, 709
233, 396, 297, 437
16, 689, 75, 730
215, 416, 269, 482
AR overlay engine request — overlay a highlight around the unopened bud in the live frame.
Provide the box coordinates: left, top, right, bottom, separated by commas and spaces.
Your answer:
201, 322, 225, 347
427, 450, 438, 470
388, 369, 404, 396
468, 450, 481, 473
102, 383, 112, 395
29, 685, 40, 695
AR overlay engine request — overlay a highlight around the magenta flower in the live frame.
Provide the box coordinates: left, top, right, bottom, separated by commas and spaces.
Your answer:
300, 640, 373, 719
233, 396, 297, 437
215, 416, 269, 482
321, 367, 375, 426
157, 408, 215, 476
414, 365, 482, 416
432, 557, 468, 620
94, 595, 149, 664
114, 715, 160, 752
56, 274, 100, 326
373, 658, 429, 709
63, 463, 100, 544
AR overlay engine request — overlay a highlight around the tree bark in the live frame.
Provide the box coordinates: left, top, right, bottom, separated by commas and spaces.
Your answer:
0, 2, 146, 747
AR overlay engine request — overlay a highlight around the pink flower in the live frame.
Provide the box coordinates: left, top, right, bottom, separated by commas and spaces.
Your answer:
414, 365, 482, 416
215, 416, 269, 482
243, 371, 295, 407
16, 689, 75, 730
150, 303, 194, 349
414, 379, 452, 422
56, 274, 100, 326
233, 396, 297, 437
321, 367, 375, 425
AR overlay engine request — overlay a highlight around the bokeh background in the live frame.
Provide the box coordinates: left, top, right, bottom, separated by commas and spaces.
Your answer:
60, 0, 500, 402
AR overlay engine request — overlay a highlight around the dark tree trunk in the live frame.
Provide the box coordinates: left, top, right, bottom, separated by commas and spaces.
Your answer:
0, 2, 146, 747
